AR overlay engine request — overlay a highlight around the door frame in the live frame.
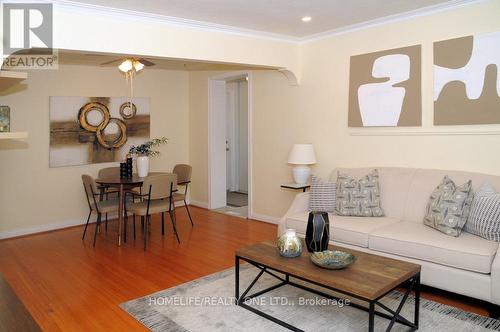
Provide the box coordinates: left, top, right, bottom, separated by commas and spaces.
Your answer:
208, 71, 253, 216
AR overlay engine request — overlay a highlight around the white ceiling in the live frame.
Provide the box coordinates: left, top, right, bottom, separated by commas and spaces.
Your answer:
67, 0, 462, 38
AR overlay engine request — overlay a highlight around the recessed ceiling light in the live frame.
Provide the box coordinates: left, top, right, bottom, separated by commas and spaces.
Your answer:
301, 16, 312, 22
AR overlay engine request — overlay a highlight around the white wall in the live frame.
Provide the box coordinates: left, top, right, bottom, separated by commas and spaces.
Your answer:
0, 64, 189, 236
189, 0, 500, 220
3, 1, 499, 235
252, 0, 500, 218
0, 2, 300, 81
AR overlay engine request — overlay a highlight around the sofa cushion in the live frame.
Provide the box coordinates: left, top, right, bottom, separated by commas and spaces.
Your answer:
465, 183, 500, 241
286, 212, 400, 248
336, 169, 384, 217
404, 169, 500, 223
332, 167, 416, 220
369, 221, 498, 273
309, 175, 336, 213
423, 176, 473, 237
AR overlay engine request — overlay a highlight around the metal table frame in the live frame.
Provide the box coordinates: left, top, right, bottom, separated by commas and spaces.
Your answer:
235, 255, 420, 332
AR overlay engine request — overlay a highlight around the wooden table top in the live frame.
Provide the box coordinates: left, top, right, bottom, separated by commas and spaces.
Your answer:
95, 172, 175, 186
236, 241, 421, 301
95, 175, 144, 185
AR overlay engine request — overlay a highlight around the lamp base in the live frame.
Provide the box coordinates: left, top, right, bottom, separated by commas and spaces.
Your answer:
292, 165, 311, 185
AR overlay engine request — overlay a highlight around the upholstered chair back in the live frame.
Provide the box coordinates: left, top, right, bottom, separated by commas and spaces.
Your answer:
173, 164, 192, 184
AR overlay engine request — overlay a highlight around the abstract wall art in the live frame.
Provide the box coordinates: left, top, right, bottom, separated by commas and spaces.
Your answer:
49, 96, 150, 167
434, 30, 500, 125
348, 45, 422, 127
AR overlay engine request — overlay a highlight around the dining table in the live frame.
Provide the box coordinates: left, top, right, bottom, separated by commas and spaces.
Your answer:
95, 172, 176, 246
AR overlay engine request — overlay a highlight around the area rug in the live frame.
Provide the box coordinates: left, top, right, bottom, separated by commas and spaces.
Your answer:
120, 265, 500, 331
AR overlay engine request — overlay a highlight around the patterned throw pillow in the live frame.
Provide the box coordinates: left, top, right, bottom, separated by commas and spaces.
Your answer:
423, 176, 473, 237
335, 169, 384, 217
309, 175, 336, 213
464, 183, 500, 241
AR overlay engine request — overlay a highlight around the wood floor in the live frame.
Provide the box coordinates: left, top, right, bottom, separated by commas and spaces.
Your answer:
0, 207, 492, 331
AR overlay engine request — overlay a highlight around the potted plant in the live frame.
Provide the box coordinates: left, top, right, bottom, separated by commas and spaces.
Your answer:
128, 137, 168, 177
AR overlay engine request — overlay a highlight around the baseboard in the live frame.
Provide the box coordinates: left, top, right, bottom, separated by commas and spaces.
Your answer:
0, 202, 197, 240
0, 203, 270, 239
0, 216, 91, 240
189, 200, 209, 209
249, 212, 280, 224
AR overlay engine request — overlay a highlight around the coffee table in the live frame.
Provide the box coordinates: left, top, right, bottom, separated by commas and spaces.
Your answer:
235, 241, 421, 332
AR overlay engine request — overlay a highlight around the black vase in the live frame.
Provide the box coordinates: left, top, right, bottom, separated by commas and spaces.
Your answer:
305, 212, 330, 253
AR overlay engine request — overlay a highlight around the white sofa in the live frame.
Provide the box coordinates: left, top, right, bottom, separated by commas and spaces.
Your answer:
278, 167, 500, 306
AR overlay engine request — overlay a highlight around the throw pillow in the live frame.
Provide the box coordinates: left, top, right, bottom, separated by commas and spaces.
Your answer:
423, 176, 473, 237
309, 175, 336, 213
464, 183, 500, 241
336, 169, 384, 217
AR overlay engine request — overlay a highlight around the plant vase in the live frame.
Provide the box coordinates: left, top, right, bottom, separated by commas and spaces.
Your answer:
136, 155, 149, 177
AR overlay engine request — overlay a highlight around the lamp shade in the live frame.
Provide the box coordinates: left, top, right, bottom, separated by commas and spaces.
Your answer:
118, 59, 133, 73
288, 144, 316, 165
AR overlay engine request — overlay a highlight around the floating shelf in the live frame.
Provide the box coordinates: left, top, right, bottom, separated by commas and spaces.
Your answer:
0, 70, 27, 91
0, 132, 28, 140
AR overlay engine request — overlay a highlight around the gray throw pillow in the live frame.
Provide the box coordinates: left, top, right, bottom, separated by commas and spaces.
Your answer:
464, 183, 500, 241
309, 175, 336, 213
336, 169, 384, 217
423, 176, 473, 237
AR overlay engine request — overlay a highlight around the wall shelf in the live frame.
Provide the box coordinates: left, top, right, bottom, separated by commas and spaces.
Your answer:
0, 132, 28, 140
0, 70, 27, 91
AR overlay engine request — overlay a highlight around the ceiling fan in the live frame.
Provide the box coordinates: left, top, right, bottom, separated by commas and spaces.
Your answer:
100, 57, 156, 72
101, 57, 156, 112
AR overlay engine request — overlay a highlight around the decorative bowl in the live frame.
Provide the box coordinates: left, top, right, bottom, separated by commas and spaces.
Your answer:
310, 250, 356, 269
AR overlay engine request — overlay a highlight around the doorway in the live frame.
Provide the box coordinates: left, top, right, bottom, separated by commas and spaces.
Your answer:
208, 72, 252, 219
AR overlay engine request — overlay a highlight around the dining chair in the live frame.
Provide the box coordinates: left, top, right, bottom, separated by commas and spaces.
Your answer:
81, 174, 120, 247
96, 167, 121, 230
128, 173, 180, 249
172, 164, 194, 227
97, 166, 140, 230
97, 167, 120, 194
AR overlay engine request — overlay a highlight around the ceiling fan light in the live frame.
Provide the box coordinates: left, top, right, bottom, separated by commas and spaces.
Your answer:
118, 59, 133, 72
133, 60, 144, 72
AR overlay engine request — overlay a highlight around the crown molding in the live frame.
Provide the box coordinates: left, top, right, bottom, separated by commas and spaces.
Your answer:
1, 0, 488, 44
29, 0, 300, 43
299, 0, 488, 43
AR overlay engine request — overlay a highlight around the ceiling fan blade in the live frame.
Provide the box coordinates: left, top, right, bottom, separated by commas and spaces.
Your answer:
100, 59, 123, 66
139, 58, 156, 66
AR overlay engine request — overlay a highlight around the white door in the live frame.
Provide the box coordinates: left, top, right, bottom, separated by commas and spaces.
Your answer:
209, 80, 227, 209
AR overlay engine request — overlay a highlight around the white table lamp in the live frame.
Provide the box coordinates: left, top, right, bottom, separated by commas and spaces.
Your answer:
288, 144, 316, 184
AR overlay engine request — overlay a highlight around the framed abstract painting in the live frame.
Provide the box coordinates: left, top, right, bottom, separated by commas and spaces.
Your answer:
348, 45, 422, 127
49, 96, 150, 167
434, 30, 500, 125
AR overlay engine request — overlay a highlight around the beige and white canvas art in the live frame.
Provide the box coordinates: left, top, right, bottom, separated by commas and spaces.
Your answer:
348, 45, 422, 127
434, 30, 500, 125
